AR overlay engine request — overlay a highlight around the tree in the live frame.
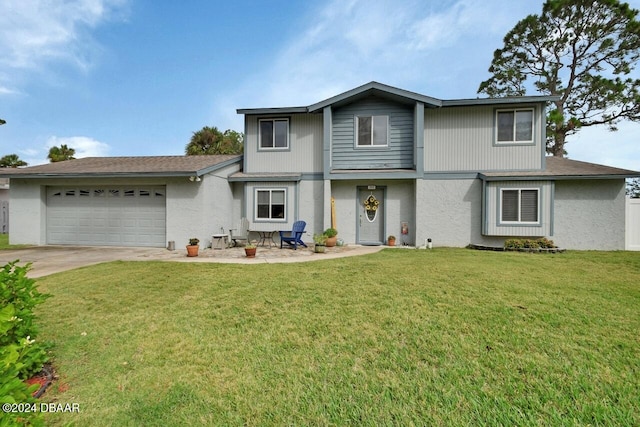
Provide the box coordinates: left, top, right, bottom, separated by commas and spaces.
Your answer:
627, 178, 640, 197
185, 126, 243, 155
478, 0, 640, 157
0, 154, 27, 168
47, 144, 76, 162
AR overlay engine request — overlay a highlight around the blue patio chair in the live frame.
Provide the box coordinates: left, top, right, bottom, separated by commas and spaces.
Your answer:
279, 220, 308, 250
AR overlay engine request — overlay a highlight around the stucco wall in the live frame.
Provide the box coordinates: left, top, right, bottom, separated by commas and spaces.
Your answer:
415, 179, 497, 248
8, 180, 46, 245
553, 179, 626, 250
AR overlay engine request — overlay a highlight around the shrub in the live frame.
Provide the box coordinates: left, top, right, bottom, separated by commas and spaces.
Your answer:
0, 261, 50, 426
323, 228, 338, 238
504, 238, 557, 250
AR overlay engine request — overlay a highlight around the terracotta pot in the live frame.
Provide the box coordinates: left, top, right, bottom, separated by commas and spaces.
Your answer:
325, 236, 337, 247
245, 247, 257, 258
387, 239, 396, 247
186, 245, 199, 257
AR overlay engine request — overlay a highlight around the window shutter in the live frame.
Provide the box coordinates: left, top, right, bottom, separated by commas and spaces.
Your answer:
520, 190, 538, 222
501, 190, 519, 221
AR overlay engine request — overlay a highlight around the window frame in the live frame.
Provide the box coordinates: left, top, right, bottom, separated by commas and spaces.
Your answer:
499, 188, 540, 225
258, 118, 290, 150
254, 188, 287, 222
495, 108, 535, 145
355, 115, 389, 148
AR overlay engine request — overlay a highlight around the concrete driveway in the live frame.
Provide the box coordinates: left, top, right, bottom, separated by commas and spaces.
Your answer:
0, 245, 384, 278
0, 246, 170, 278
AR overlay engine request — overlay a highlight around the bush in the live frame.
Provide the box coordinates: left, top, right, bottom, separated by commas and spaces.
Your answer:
504, 238, 556, 250
0, 261, 50, 426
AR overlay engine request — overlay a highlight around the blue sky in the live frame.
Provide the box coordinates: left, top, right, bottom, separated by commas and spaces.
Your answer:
1, 0, 639, 170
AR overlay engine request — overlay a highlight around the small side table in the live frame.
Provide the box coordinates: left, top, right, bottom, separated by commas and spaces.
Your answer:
212, 234, 229, 250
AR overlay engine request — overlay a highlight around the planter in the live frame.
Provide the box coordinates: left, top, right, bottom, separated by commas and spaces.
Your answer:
245, 247, 257, 258
186, 245, 199, 257
325, 236, 337, 247
314, 244, 326, 253
387, 238, 396, 246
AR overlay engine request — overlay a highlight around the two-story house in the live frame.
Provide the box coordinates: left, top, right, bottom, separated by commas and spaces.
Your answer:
2, 82, 638, 249
235, 81, 638, 250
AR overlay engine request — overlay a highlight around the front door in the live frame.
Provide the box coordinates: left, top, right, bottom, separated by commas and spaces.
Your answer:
358, 187, 384, 245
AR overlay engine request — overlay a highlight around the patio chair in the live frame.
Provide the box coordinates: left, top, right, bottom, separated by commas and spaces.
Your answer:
279, 220, 308, 250
229, 217, 250, 247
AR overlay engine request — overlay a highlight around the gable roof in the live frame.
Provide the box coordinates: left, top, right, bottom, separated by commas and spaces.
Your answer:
236, 81, 559, 115
0, 155, 242, 178
480, 157, 640, 181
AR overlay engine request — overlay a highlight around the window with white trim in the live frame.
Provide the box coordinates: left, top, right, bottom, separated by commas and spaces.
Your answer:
500, 188, 539, 223
259, 119, 289, 149
496, 109, 534, 143
356, 115, 388, 147
255, 189, 286, 221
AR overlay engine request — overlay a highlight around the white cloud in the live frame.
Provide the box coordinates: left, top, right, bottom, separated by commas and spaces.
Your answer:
0, 0, 129, 93
46, 136, 110, 158
217, 0, 538, 122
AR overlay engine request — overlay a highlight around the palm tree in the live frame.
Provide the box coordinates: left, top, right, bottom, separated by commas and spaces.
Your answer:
48, 144, 76, 162
185, 126, 243, 155
0, 154, 27, 168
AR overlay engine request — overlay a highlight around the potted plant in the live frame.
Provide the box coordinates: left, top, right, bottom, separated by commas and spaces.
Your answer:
244, 242, 257, 258
387, 235, 396, 246
186, 238, 200, 257
324, 227, 338, 247
313, 234, 327, 253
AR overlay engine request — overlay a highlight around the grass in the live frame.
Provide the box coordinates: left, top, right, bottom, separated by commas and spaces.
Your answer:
33, 249, 640, 426
0, 233, 30, 249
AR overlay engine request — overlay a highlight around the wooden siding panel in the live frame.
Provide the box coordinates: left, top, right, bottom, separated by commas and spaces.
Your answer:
332, 97, 414, 169
245, 114, 323, 173
424, 106, 543, 172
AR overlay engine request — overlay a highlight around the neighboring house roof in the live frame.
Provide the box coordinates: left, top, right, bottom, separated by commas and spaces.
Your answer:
480, 157, 640, 181
236, 81, 559, 115
0, 155, 242, 178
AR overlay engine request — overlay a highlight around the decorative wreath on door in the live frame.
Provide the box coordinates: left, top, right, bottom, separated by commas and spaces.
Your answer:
364, 194, 379, 222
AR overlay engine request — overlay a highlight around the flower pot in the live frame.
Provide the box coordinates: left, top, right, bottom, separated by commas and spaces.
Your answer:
186, 245, 199, 257
245, 247, 257, 258
325, 236, 337, 247
387, 238, 396, 247
314, 244, 326, 253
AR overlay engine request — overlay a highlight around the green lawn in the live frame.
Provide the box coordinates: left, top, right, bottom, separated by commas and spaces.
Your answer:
34, 249, 640, 426
0, 233, 30, 249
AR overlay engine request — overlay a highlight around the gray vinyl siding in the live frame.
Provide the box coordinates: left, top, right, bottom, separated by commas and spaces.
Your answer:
245, 114, 323, 173
424, 105, 543, 172
484, 180, 552, 237
332, 97, 414, 169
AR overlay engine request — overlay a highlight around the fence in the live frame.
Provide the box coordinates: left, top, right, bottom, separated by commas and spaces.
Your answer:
627, 197, 640, 251
1, 201, 7, 234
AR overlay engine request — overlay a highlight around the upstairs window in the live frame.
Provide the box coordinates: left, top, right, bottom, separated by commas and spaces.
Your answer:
259, 119, 289, 149
356, 115, 388, 147
496, 109, 533, 143
501, 188, 539, 223
255, 189, 286, 221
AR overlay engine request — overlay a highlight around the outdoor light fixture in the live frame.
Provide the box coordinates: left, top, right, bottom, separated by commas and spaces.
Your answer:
189, 176, 201, 182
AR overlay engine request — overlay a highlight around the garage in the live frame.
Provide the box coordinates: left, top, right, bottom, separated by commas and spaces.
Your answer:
46, 186, 166, 247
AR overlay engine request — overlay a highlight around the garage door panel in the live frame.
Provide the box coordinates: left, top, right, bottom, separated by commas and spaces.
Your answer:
47, 186, 166, 247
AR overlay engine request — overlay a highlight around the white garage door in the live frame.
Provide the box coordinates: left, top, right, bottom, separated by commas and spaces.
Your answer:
47, 186, 166, 247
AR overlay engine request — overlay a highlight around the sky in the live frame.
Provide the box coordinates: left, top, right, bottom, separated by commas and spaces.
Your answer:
1, 0, 639, 171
